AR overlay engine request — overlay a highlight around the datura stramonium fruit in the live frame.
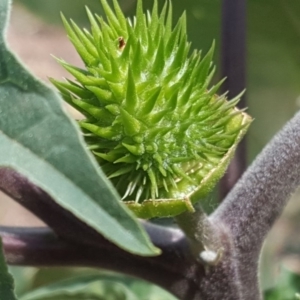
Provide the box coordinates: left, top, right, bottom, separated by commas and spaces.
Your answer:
51, 0, 252, 219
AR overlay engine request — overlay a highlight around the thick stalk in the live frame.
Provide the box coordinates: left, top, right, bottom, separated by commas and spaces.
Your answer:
213, 110, 300, 299
220, 0, 247, 198
175, 207, 223, 265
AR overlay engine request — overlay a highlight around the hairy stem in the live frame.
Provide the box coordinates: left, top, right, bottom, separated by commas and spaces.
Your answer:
1, 224, 241, 300
1, 225, 193, 297
213, 110, 300, 299
176, 207, 223, 263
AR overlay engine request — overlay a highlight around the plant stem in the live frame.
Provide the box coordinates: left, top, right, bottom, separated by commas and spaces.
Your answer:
1, 225, 198, 299
175, 207, 223, 264
220, 0, 247, 199
213, 110, 300, 299
0, 224, 241, 300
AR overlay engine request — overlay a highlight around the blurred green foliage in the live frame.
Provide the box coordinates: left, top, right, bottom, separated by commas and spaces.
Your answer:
264, 267, 300, 300
248, 0, 300, 160
16, 0, 221, 56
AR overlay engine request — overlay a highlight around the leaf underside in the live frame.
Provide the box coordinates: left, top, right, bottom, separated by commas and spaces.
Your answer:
0, 0, 158, 256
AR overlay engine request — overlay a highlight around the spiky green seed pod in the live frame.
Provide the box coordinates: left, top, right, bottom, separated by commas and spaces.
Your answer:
51, 0, 251, 219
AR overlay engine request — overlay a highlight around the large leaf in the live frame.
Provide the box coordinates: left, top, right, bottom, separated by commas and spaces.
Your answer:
19, 275, 138, 300
0, 238, 18, 300
19, 272, 177, 300
0, 0, 158, 256
8, 267, 37, 298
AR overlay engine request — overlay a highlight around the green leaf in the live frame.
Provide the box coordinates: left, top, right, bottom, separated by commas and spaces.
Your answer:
20, 275, 138, 300
0, 0, 159, 256
19, 272, 177, 300
129, 280, 177, 300
0, 238, 18, 300
8, 267, 37, 297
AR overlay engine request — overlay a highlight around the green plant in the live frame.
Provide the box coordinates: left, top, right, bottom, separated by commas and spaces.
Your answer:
51, 0, 250, 218
1, 0, 300, 299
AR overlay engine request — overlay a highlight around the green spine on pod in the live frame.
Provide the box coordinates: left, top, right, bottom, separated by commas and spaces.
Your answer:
51, 0, 252, 218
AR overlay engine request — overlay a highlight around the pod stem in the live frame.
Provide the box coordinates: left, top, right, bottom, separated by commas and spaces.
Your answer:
175, 206, 223, 265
